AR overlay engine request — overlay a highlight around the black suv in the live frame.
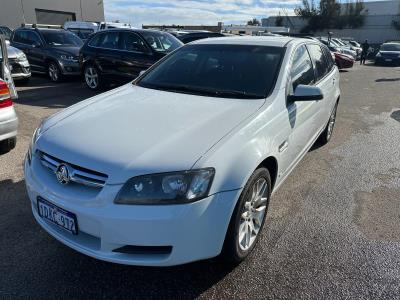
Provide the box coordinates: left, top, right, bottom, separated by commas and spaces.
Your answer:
11, 26, 83, 82
79, 29, 183, 90
177, 32, 225, 44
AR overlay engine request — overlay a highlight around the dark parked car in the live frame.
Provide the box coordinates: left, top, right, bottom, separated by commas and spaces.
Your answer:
375, 43, 400, 66
79, 29, 183, 90
177, 32, 225, 44
10, 25, 83, 82
0, 26, 13, 40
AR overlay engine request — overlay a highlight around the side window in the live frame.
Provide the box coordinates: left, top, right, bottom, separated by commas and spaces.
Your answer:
290, 45, 315, 92
97, 32, 119, 50
119, 32, 147, 53
27, 32, 42, 46
321, 45, 334, 71
88, 33, 103, 47
307, 44, 329, 82
13, 31, 28, 44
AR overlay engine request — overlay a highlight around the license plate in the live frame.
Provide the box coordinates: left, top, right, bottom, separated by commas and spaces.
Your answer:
37, 197, 78, 235
385, 59, 392, 62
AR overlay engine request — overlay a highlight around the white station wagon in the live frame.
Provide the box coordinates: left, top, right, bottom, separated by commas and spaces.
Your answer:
25, 36, 340, 266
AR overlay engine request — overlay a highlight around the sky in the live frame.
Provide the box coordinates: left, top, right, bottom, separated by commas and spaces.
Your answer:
104, 0, 302, 27
104, 0, 388, 28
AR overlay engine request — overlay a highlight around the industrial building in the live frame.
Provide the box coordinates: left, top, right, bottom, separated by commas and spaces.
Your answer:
0, 0, 105, 29
262, 0, 400, 43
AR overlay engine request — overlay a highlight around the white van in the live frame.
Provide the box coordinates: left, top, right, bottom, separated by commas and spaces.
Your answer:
98, 22, 135, 30
64, 21, 98, 40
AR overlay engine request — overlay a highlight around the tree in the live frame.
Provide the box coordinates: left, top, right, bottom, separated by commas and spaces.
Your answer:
295, 0, 365, 32
247, 18, 261, 26
275, 12, 284, 27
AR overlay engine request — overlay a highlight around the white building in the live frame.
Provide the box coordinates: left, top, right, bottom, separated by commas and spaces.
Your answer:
262, 0, 400, 43
1, 0, 105, 29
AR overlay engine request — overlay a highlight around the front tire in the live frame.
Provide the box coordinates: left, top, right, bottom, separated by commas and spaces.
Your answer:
318, 102, 338, 145
84, 64, 102, 90
0, 137, 16, 154
48, 62, 62, 83
222, 167, 271, 264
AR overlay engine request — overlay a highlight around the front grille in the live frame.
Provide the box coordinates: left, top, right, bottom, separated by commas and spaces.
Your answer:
10, 59, 30, 74
382, 53, 400, 59
39, 151, 108, 188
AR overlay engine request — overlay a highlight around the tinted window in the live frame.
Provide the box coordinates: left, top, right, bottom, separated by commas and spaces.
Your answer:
119, 32, 147, 52
307, 44, 329, 81
290, 45, 315, 91
380, 44, 400, 51
13, 31, 29, 44
321, 45, 334, 71
27, 32, 42, 45
138, 44, 284, 99
98, 31, 119, 49
41, 30, 83, 46
88, 32, 103, 47
140, 31, 182, 53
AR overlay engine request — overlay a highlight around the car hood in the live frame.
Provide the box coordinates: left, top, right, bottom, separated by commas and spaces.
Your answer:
7, 45, 23, 59
37, 84, 264, 184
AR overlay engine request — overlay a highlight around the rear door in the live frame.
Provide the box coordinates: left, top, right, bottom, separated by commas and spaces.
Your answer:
118, 31, 154, 79
307, 43, 336, 132
94, 31, 122, 79
0, 35, 17, 99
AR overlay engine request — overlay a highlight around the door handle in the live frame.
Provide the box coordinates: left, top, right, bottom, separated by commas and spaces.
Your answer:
279, 141, 289, 153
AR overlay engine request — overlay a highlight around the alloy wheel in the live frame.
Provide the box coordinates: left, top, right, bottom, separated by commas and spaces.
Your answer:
238, 178, 268, 251
85, 66, 99, 89
48, 63, 59, 82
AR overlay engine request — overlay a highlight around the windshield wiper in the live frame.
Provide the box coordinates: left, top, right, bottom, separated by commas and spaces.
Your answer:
141, 83, 264, 99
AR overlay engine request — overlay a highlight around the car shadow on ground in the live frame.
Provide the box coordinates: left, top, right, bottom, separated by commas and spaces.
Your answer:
13, 75, 100, 109
375, 77, 400, 82
390, 110, 400, 122
0, 178, 235, 298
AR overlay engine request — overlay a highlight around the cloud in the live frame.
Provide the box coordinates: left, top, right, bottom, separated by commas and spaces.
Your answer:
104, 0, 300, 27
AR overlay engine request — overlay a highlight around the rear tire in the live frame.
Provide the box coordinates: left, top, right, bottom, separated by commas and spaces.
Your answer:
84, 64, 102, 90
318, 102, 338, 145
221, 167, 271, 265
0, 137, 16, 154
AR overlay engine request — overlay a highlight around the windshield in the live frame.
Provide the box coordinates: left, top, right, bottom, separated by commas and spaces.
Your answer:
67, 28, 94, 40
140, 31, 182, 53
380, 44, 400, 51
41, 30, 83, 47
137, 44, 284, 99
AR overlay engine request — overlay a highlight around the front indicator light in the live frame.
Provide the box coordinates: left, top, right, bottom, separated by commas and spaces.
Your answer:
114, 168, 215, 205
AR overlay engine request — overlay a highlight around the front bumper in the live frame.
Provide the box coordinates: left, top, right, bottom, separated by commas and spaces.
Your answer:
9, 59, 31, 80
59, 60, 80, 76
0, 106, 18, 142
24, 157, 241, 266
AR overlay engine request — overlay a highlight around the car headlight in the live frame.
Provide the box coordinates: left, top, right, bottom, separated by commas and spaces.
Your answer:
60, 54, 77, 62
27, 122, 44, 164
115, 168, 215, 205
17, 53, 27, 62
376, 52, 381, 57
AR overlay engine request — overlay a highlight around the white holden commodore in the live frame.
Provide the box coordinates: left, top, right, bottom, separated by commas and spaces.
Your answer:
25, 36, 340, 266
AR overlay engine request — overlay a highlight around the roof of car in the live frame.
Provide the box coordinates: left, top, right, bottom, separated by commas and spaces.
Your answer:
191, 36, 305, 47
100, 28, 168, 35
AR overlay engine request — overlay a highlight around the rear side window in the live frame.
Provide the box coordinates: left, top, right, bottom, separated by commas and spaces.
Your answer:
321, 45, 334, 71
290, 45, 315, 91
97, 31, 119, 49
307, 44, 329, 82
13, 31, 29, 44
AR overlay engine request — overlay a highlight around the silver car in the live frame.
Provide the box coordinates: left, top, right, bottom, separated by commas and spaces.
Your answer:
0, 36, 18, 153
7, 44, 31, 82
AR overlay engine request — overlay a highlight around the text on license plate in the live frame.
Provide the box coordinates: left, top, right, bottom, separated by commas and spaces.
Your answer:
37, 197, 78, 235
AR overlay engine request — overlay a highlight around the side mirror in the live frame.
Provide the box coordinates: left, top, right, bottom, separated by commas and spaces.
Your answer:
288, 85, 323, 102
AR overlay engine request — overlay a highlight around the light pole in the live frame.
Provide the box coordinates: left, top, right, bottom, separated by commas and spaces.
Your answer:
20, 0, 26, 24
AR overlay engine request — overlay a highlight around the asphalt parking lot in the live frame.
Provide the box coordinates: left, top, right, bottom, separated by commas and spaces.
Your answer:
1, 64, 400, 299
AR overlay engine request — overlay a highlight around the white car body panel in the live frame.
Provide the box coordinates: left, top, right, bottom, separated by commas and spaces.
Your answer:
25, 36, 340, 266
